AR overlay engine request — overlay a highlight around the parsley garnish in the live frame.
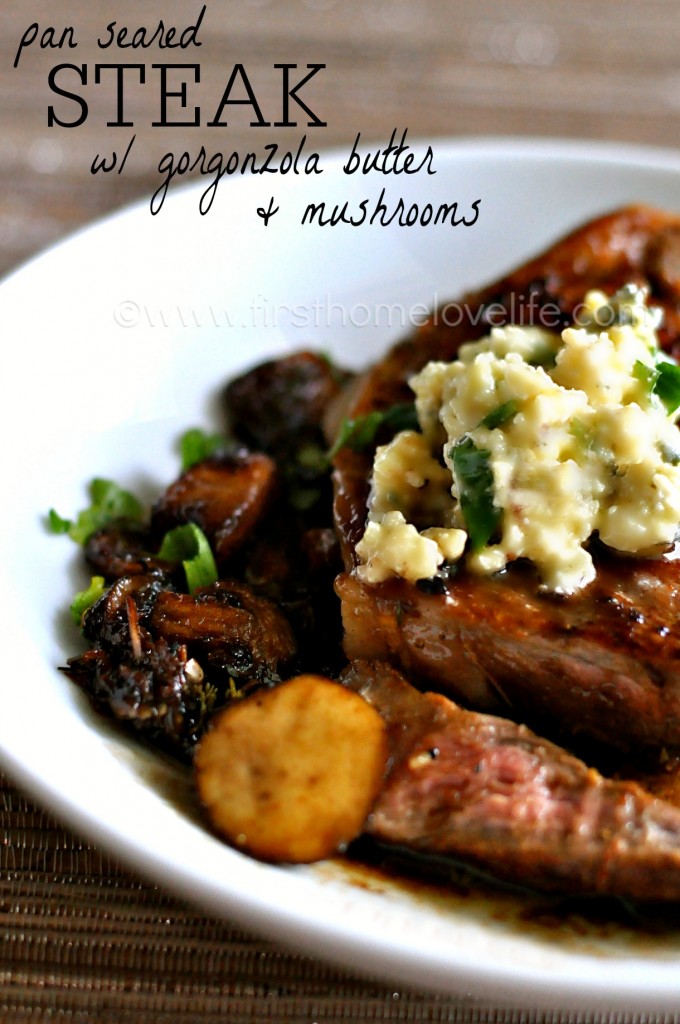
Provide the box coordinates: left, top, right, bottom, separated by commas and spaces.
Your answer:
633, 359, 659, 390
47, 479, 144, 545
157, 523, 218, 594
329, 403, 420, 458
179, 428, 226, 471
478, 400, 519, 430
655, 361, 680, 416
633, 358, 680, 416
451, 437, 500, 552
70, 576, 106, 625
569, 418, 597, 452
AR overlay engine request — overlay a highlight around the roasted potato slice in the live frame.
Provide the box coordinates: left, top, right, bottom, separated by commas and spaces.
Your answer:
194, 674, 388, 863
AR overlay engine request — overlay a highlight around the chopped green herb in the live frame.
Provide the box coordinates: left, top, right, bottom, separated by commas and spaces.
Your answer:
382, 403, 421, 433
288, 486, 322, 511
157, 523, 218, 593
478, 400, 519, 430
70, 576, 107, 625
179, 428, 225, 471
569, 418, 597, 452
47, 478, 144, 545
654, 360, 680, 416
329, 403, 420, 458
48, 509, 71, 535
451, 436, 500, 553
296, 442, 330, 473
527, 346, 558, 369
633, 359, 659, 390
634, 357, 680, 416
329, 412, 382, 457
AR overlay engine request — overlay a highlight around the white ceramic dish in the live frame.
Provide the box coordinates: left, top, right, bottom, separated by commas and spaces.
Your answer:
4, 138, 680, 1012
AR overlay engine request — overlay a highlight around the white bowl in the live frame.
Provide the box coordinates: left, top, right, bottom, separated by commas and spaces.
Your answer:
4, 138, 680, 1012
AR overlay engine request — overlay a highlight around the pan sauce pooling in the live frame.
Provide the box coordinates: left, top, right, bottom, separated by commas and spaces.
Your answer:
356, 285, 680, 594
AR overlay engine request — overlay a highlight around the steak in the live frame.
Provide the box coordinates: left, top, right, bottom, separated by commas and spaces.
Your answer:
333, 206, 680, 754
345, 661, 680, 900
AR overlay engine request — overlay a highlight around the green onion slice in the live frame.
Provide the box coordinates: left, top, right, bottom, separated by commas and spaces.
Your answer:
329, 403, 420, 458
47, 478, 144, 546
70, 576, 107, 625
478, 400, 519, 430
655, 360, 680, 416
451, 436, 501, 552
157, 523, 218, 594
179, 428, 225, 471
634, 358, 680, 417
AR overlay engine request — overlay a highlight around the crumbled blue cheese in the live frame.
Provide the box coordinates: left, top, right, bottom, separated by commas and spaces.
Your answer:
356, 286, 680, 594
367, 430, 453, 524
356, 432, 466, 583
357, 511, 454, 583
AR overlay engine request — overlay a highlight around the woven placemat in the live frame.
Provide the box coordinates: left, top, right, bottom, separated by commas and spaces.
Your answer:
0, 772, 475, 1023
2, 773, 679, 1023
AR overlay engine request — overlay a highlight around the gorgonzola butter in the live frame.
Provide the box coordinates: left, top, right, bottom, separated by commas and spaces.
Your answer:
356, 286, 680, 594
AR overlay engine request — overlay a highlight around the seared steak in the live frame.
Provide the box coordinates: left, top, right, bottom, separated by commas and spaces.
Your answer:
345, 661, 680, 900
333, 206, 680, 754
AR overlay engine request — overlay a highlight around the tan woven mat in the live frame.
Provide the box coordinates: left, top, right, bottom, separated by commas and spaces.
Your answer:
1, 772, 678, 1023
0, 774, 489, 1022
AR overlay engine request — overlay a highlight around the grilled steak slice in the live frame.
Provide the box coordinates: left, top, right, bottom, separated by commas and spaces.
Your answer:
345, 661, 680, 900
336, 552, 680, 752
333, 206, 680, 754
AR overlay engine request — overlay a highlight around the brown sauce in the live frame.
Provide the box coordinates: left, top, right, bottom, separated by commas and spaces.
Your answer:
317, 839, 680, 959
